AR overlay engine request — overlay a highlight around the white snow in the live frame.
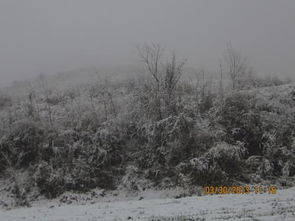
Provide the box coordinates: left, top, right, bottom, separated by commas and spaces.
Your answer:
0, 187, 295, 220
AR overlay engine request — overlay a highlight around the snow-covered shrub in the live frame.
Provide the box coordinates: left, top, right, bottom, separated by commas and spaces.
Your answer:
281, 161, 295, 177
34, 161, 65, 198
7, 170, 33, 207
121, 165, 152, 192
188, 155, 227, 186
245, 155, 263, 172
62, 156, 112, 191
271, 146, 295, 176
209, 141, 246, 158
0, 119, 45, 170
0, 93, 12, 110
257, 158, 274, 177
52, 129, 79, 148
189, 157, 209, 172
282, 162, 290, 177
43, 91, 65, 105
49, 131, 117, 192
187, 142, 246, 185
207, 141, 246, 173
77, 111, 100, 131
199, 93, 215, 115
260, 112, 295, 152
93, 121, 126, 169
132, 112, 218, 186
217, 92, 264, 155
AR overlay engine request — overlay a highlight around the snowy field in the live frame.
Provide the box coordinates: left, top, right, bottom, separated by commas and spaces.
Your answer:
0, 187, 295, 221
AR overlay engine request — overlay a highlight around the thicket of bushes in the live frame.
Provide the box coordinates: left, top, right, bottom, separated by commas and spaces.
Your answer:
0, 50, 294, 203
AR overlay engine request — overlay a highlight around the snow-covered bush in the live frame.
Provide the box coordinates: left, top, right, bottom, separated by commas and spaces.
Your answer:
34, 161, 65, 198
211, 141, 245, 164
0, 93, 12, 110
0, 119, 45, 170
188, 155, 227, 186
187, 142, 246, 185
217, 92, 264, 155
134, 114, 215, 183
245, 155, 263, 172
257, 158, 274, 177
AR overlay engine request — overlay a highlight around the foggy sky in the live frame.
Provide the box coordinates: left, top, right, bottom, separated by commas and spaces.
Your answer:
0, 0, 295, 87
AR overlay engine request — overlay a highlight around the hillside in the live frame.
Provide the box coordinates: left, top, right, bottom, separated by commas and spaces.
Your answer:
0, 72, 294, 218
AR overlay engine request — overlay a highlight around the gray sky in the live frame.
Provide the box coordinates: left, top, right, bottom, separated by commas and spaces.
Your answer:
0, 0, 294, 87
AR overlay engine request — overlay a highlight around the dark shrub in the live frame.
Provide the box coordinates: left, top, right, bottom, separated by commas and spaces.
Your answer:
188, 142, 246, 185
217, 93, 264, 155
0, 120, 45, 169
0, 93, 12, 110
34, 162, 65, 199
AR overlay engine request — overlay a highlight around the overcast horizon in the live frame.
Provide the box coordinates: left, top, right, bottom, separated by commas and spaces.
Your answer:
1, 0, 295, 87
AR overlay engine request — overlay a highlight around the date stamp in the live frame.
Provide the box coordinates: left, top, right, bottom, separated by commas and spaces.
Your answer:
204, 185, 277, 195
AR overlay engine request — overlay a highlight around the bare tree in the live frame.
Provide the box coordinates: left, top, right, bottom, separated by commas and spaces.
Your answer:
137, 44, 185, 118
137, 43, 163, 90
224, 44, 248, 90
163, 52, 185, 114
137, 43, 164, 119
219, 60, 224, 102
193, 69, 205, 103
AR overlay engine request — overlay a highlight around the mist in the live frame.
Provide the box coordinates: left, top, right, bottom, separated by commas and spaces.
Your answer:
0, 0, 295, 87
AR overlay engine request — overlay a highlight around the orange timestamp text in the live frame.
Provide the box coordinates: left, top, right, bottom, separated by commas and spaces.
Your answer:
204, 185, 277, 195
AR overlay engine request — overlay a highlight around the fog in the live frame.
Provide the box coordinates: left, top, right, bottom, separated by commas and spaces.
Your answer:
0, 0, 294, 87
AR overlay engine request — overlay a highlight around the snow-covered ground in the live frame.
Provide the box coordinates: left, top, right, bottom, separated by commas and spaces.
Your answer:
0, 187, 295, 221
